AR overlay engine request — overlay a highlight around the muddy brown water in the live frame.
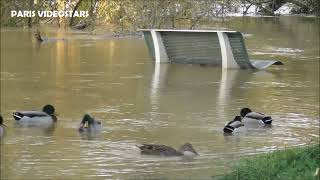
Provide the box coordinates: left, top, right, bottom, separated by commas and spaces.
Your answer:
0, 16, 319, 179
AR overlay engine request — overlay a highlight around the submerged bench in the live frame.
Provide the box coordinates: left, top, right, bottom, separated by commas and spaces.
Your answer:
140, 29, 283, 69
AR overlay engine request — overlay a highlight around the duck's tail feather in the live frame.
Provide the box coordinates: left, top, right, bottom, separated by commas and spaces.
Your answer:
223, 125, 235, 133
135, 145, 143, 149
262, 116, 272, 124
13, 112, 23, 121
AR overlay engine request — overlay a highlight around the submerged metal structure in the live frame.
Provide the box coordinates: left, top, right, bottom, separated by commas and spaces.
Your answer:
140, 29, 282, 69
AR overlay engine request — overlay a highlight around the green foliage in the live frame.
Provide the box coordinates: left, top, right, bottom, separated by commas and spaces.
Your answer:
1, 0, 319, 29
217, 143, 320, 180
1, 0, 51, 27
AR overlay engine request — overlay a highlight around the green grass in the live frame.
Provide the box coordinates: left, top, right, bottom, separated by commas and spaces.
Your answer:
217, 143, 320, 180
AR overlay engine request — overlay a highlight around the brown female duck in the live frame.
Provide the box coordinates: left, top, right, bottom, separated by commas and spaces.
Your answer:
137, 143, 198, 157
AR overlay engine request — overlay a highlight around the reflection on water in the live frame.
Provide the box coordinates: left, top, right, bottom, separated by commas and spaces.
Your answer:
1, 16, 319, 179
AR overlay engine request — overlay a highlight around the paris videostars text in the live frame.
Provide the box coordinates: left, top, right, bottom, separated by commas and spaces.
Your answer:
11, 10, 89, 18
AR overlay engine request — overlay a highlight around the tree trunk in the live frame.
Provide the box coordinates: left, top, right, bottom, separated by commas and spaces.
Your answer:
56, 0, 66, 28
89, 0, 97, 17
28, 0, 33, 27
243, 3, 253, 15
151, 0, 158, 28
171, 15, 175, 28
69, 0, 84, 26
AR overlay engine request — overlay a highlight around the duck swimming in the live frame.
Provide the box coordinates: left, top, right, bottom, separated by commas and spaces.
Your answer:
240, 108, 272, 125
223, 116, 244, 133
13, 104, 57, 124
0, 115, 7, 137
78, 114, 102, 132
137, 143, 198, 157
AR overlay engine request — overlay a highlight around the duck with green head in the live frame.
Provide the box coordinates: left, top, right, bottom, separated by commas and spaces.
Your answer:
78, 114, 102, 132
223, 116, 244, 134
13, 104, 58, 125
223, 108, 272, 134
240, 107, 273, 125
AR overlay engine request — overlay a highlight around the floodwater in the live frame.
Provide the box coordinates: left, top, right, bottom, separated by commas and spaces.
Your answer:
0, 16, 319, 179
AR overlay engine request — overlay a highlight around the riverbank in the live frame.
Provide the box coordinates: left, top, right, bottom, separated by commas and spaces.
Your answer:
2, 1, 318, 30
215, 143, 320, 180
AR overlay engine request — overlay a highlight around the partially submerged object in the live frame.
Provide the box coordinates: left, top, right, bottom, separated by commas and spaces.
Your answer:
140, 29, 283, 69
73, 22, 88, 30
34, 29, 43, 42
137, 143, 198, 157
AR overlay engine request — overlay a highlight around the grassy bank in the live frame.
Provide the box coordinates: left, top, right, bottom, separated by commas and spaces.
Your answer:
217, 143, 320, 180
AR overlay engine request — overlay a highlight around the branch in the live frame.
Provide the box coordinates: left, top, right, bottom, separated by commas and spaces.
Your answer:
69, 0, 84, 26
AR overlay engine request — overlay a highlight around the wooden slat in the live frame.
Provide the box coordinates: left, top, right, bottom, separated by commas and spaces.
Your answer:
160, 32, 222, 65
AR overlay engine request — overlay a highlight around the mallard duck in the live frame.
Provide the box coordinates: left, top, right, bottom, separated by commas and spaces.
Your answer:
0, 115, 7, 137
240, 108, 272, 125
13, 104, 57, 124
137, 143, 198, 157
223, 116, 244, 133
78, 114, 102, 132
